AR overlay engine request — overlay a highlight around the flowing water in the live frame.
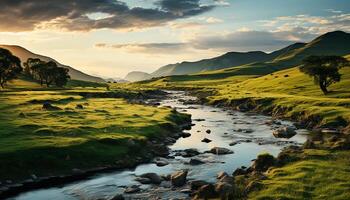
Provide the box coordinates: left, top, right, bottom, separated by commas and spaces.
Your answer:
10, 91, 308, 200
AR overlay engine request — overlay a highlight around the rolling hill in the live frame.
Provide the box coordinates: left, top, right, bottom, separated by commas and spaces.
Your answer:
124, 71, 153, 82
143, 31, 350, 86
0, 45, 105, 83
126, 31, 350, 82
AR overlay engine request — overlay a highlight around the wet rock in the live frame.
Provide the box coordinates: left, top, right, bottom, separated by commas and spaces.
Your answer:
42, 102, 61, 111
252, 153, 276, 172
124, 185, 140, 193
135, 177, 152, 184
75, 104, 84, 109
189, 158, 205, 165
195, 184, 218, 199
190, 180, 209, 190
208, 147, 234, 155
154, 157, 169, 167
161, 174, 171, 181
201, 138, 212, 143
229, 141, 239, 146
215, 182, 233, 198
183, 148, 200, 157
273, 126, 297, 138
245, 181, 263, 193
217, 171, 228, 180
206, 129, 211, 134
233, 167, 247, 176
171, 170, 188, 187
181, 132, 191, 138
139, 173, 162, 184
110, 194, 125, 200
151, 145, 170, 157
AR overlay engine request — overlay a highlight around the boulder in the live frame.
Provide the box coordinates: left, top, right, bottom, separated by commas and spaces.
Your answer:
217, 171, 228, 180
75, 104, 84, 109
124, 185, 140, 193
170, 170, 188, 187
190, 180, 209, 190
189, 158, 205, 165
151, 145, 170, 157
110, 194, 124, 200
252, 153, 276, 172
154, 157, 169, 167
201, 138, 212, 143
215, 182, 233, 198
273, 127, 297, 138
206, 129, 211, 134
42, 102, 61, 111
233, 167, 247, 176
139, 173, 162, 184
181, 132, 191, 138
135, 177, 151, 184
209, 147, 234, 155
229, 141, 239, 146
195, 184, 218, 199
183, 148, 200, 157
245, 181, 263, 193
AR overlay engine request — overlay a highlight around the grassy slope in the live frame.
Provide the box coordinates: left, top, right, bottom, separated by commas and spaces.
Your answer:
133, 55, 350, 199
0, 81, 188, 181
209, 66, 350, 127
249, 149, 350, 200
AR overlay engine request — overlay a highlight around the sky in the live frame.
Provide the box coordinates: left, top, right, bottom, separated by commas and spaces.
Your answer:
0, 0, 349, 78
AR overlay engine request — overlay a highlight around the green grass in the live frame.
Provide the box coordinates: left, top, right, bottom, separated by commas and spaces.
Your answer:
0, 84, 189, 181
249, 149, 350, 200
208, 66, 350, 127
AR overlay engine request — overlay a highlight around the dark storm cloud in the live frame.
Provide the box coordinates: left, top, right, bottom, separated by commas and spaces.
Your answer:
0, 0, 216, 32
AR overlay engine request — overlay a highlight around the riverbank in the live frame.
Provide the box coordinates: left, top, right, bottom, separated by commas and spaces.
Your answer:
0, 88, 191, 199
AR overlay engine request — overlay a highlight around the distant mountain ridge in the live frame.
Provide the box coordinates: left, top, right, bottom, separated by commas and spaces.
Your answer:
125, 31, 350, 82
0, 45, 105, 83
124, 71, 152, 82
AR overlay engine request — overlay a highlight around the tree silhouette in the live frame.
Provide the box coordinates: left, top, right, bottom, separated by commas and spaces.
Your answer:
24, 58, 70, 87
300, 56, 349, 94
0, 48, 22, 88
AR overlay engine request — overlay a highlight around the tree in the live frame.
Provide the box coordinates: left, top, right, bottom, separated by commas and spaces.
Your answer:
53, 67, 70, 87
0, 48, 22, 88
300, 56, 349, 94
24, 58, 70, 87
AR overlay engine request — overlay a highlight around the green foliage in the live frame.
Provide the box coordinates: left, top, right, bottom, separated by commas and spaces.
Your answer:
300, 56, 349, 94
24, 58, 71, 87
0, 48, 22, 88
249, 150, 350, 200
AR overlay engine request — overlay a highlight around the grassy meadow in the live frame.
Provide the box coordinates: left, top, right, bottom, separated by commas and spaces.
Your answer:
247, 149, 350, 200
0, 81, 189, 181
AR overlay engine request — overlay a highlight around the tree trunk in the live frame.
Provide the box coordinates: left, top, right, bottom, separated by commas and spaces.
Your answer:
319, 80, 328, 94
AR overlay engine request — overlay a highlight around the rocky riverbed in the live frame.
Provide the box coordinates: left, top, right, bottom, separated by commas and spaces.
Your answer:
9, 91, 308, 200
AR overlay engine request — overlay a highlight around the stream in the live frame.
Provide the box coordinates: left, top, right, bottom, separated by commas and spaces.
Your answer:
10, 91, 308, 200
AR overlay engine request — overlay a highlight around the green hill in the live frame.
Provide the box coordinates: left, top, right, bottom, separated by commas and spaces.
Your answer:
141, 31, 350, 88
0, 45, 105, 83
151, 43, 307, 77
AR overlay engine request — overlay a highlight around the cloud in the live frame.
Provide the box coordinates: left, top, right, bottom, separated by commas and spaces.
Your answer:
260, 13, 350, 35
0, 0, 217, 32
95, 29, 313, 54
188, 30, 309, 52
95, 42, 189, 54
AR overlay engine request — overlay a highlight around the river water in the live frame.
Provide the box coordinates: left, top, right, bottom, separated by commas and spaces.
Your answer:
10, 91, 308, 200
